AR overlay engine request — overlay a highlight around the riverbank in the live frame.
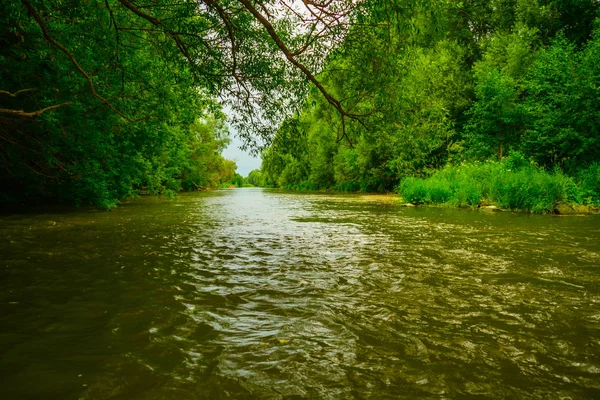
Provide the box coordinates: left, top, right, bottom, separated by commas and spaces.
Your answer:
263, 162, 600, 215
397, 198, 600, 215
261, 187, 599, 215
358, 191, 600, 215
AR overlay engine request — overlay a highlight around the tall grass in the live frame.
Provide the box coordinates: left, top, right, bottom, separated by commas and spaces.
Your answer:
398, 154, 590, 213
577, 162, 600, 206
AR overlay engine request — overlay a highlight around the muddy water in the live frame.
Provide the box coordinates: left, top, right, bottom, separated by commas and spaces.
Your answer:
1, 189, 599, 399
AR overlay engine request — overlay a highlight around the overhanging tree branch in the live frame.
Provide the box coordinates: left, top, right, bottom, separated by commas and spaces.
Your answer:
236, 0, 363, 146
0, 88, 37, 97
0, 102, 72, 118
236, 0, 340, 111
1, 88, 72, 117
204, 0, 238, 75
21, 0, 149, 123
116, 0, 194, 63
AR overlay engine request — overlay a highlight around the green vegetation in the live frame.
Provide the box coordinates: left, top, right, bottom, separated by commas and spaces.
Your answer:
1, 0, 356, 208
246, 170, 264, 188
2, 0, 600, 212
399, 153, 599, 212
256, 0, 600, 213
1, 0, 248, 208
219, 172, 255, 188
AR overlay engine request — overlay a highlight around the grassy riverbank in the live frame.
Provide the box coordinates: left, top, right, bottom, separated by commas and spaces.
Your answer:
398, 155, 600, 214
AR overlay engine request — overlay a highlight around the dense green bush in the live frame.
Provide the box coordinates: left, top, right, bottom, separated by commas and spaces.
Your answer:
577, 163, 600, 206
399, 178, 430, 204
397, 155, 591, 213
451, 182, 482, 208
490, 168, 565, 213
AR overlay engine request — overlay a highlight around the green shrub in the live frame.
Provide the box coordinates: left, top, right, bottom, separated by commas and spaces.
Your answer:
399, 154, 586, 213
489, 167, 571, 212
578, 163, 600, 205
428, 181, 453, 203
451, 182, 482, 207
399, 177, 429, 204
555, 170, 582, 204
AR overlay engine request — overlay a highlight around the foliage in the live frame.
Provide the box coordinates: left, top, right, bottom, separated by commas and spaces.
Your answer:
246, 169, 264, 187
463, 25, 539, 160
2, 0, 600, 209
0, 0, 240, 208
520, 32, 600, 170
179, 118, 235, 191
576, 163, 600, 206
259, 0, 600, 212
261, 1, 474, 192
398, 155, 591, 213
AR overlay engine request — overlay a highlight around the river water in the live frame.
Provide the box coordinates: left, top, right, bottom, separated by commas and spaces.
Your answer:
1, 188, 599, 399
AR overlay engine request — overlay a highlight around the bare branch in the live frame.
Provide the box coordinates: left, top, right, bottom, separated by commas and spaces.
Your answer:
0, 102, 72, 118
0, 88, 37, 97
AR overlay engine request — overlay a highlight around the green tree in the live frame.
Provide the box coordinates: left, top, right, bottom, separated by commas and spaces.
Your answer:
521, 31, 600, 170
246, 169, 263, 187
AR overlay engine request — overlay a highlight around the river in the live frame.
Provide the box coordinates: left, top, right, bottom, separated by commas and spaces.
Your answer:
1, 188, 599, 399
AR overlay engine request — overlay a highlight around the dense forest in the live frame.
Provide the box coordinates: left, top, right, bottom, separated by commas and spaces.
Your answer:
253, 0, 600, 212
1, 0, 245, 208
2, 0, 600, 211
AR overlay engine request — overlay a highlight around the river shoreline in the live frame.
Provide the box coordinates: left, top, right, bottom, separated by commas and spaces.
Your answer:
396, 198, 600, 215
270, 189, 600, 215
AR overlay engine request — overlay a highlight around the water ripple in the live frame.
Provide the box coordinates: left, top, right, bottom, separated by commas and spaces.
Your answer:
1, 189, 599, 399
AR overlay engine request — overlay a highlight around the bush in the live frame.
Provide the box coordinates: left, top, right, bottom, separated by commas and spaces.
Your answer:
398, 154, 585, 213
399, 177, 429, 204
555, 170, 583, 204
451, 182, 482, 207
577, 163, 600, 205
490, 169, 566, 213
428, 181, 453, 203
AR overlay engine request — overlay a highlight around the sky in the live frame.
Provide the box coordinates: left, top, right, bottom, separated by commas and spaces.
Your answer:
221, 128, 262, 177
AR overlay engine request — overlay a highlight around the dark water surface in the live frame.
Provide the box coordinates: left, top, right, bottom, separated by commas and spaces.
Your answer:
1, 189, 599, 399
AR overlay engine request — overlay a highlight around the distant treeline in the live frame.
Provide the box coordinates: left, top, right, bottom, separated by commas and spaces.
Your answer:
255, 0, 600, 209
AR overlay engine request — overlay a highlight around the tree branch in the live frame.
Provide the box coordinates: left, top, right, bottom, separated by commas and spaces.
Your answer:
204, 0, 238, 75
0, 88, 37, 97
21, 0, 149, 123
236, 0, 360, 146
104, 0, 125, 92
0, 102, 72, 118
116, 0, 193, 63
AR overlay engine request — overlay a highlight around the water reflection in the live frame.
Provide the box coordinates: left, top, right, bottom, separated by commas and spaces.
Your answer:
1, 189, 599, 399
